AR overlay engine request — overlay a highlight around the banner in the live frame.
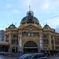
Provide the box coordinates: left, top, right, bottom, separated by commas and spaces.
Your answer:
39, 34, 43, 48
19, 34, 22, 48
40, 40, 42, 44
40, 44, 43, 48
40, 35, 42, 39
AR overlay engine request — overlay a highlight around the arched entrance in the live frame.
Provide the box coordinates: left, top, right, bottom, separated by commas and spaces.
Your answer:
24, 41, 38, 53
12, 46, 18, 53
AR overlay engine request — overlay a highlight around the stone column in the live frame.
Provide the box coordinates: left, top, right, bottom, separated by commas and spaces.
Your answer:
8, 33, 12, 52
48, 34, 52, 50
18, 32, 23, 54
38, 32, 43, 52
39, 33, 43, 49
53, 36, 55, 50
4, 34, 6, 41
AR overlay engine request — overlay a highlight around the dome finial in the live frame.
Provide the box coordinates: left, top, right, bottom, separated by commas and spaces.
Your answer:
46, 23, 47, 25
29, 6, 30, 11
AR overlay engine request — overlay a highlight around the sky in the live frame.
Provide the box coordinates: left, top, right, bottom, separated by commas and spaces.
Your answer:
0, 0, 59, 33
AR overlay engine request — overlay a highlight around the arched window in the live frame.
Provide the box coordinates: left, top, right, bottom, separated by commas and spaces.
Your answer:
13, 34, 18, 38
43, 40, 48, 44
24, 41, 38, 47
12, 39, 18, 44
6, 35, 9, 38
51, 40, 53, 44
24, 41, 38, 53
51, 36, 53, 39
43, 34, 48, 38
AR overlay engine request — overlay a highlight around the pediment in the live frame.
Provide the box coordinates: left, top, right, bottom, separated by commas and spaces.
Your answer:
20, 24, 42, 30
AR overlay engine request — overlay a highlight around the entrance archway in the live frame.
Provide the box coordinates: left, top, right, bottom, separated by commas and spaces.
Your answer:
12, 46, 18, 53
24, 41, 38, 53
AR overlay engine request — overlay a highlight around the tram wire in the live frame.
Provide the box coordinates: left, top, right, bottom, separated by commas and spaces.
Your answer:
0, 14, 9, 25
0, 14, 59, 29
0, 13, 13, 29
40, 15, 59, 21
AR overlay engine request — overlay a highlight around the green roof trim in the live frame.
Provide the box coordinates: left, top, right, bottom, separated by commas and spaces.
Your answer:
20, 11, 39, 25
43, 24, 51, 28
8, 23, 16, 29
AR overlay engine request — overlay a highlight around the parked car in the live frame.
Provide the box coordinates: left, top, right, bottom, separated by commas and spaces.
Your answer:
0, 51, 6, 55
57, 53, 59, 56
18, 53, 47, 59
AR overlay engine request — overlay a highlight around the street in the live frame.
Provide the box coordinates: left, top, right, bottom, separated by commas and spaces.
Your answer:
0, 55, 59, 59
0, 55, 17, 59
48, 56, 59, 59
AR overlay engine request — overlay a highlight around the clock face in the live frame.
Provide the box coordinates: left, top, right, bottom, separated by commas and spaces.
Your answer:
29, 28, 32, 30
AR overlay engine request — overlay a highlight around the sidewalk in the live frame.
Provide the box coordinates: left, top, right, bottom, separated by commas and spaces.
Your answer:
47, 54, 58, 57
7, 53, 23, 57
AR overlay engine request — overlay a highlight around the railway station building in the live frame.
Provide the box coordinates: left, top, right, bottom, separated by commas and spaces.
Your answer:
1, 11, 59, 53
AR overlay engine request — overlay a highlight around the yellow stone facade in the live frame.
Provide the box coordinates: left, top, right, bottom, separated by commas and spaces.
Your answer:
4, 11, 59, 53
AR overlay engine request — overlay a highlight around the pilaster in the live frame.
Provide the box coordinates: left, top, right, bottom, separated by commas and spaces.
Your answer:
53, 36, 55, 50
48, 34, 52, 50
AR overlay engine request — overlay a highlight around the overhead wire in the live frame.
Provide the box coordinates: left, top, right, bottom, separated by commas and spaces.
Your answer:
40, 15, 59, 21
0, 14, 10, 29
0, 14, 59, 29
0, 14, 9, 25
39, 15, 59, 29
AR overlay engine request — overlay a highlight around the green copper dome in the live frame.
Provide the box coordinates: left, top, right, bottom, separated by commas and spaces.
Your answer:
21, 11, 39, 25
8, 23, 16, 29
43, 24, 51, 28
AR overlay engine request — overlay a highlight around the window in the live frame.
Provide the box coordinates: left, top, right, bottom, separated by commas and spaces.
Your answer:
55, 46, 59, 50
28, 33, 30, 36
12, 39, 18, 44
51, 40, 54, 44
22, 32, 28, 36
6, 35, 9, 38
6, 40, 9, 42
51, 36, 53, 39
44, 45, 48, 47
13, 34, 18, 38
52, 46, 54, 49
43, 34, 47, 38
30, 33, 34, 36
24, 41, 37, 47
34, 33, 39, 36
22, 32, 39, 36
43, 40, 48, 44
55, 39, 59, 45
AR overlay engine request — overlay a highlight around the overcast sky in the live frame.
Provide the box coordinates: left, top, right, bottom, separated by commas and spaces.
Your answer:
0, 0, 59, 33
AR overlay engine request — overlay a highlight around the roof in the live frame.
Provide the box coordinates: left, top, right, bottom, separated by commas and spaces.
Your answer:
21, 11, 39, 25
43, 24, 51, 28
8, 23, 16, 29
0, 41, 9, 44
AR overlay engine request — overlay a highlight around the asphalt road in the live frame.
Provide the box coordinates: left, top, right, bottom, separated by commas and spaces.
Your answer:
0, 55, 59, 59
48, 56, 59, 59
0, 55, 17, 59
